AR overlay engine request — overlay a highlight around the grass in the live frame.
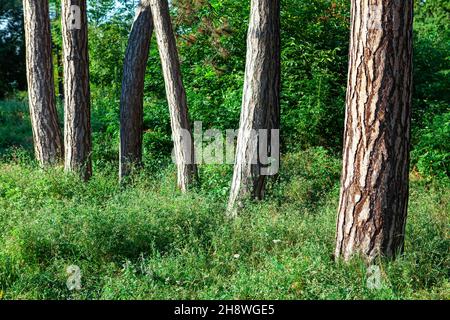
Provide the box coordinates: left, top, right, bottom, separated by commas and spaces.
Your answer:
0, 147, 448, 300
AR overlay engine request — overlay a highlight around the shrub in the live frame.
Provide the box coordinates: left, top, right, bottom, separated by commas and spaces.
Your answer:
412, 112, 450, 179
0, 100, 32, 153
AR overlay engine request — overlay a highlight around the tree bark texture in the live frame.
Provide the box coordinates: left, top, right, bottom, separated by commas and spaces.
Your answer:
119, 0, 154, 180
335, 0, 413, 261
227, 0, 281, 216
23, 0, 63, 165
62, 0, 92, 180
149, 0, 197, 192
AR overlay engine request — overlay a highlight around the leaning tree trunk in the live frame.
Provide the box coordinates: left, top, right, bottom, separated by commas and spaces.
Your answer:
119, 0, 154, 180
23, 0, 63, 165
335, 0, 413, 261
227, 0, 280, 217
61, 0, 92, 180
149, 0, 197, 192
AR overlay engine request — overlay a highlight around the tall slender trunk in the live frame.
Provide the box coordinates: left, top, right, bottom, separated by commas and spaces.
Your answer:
335, 0, 413, 261
119, 0, 154, 180
61, 0, 92, 180
23, 0, 63, 165
149, 0, 197, 192
227, 0, 281, 216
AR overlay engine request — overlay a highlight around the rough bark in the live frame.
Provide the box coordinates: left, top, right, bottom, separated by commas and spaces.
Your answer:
119, 0, 154, 180
149, 0, 197, 192
61, 0, 92, 180
227, 0, 281, 216
23, 0, 63, 165
335, 0, 413, 261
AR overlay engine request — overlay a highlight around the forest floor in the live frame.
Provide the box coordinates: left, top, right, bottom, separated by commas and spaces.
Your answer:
0, 150, 448, 299
0, 100, 449, 299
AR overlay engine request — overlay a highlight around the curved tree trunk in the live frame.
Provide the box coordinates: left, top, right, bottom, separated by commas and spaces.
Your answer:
119, 0, 154, 180
61, 0, 92, 180
23, 0, 63, 165
227, 0, 281, 217
335, 0, 413, 261
149, 0, 197, 192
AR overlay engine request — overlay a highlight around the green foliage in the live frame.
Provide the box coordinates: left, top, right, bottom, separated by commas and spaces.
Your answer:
89, 23, 129, 91
280, 0, 349, 151
411, 0, 450, 179
169, 0, 351, 151
198, 163, 233, 200
412, 112, 450, 179
0, 0, 26, 98
413, 0, 449, 126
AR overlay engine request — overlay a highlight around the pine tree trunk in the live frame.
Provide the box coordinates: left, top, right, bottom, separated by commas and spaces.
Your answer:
119, 0, 153, 180
227, 0, 281, 216
23, 0, 63, 165
335, 0, 413, 261
61, 0, 92, 180
149, 0, 197, 192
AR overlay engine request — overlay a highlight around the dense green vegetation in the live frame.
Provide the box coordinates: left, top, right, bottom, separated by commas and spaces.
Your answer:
0, 147, 448, 299
0, 0, 448, 299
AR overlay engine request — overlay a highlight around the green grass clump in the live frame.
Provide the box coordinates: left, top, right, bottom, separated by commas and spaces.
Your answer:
0, 100, 32, 155
0, 149, 448, 300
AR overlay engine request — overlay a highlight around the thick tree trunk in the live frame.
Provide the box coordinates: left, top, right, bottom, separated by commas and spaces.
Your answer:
227, 0, 281, 216
149, 0, 197, 192
119, 0, 153, 180
335, 0, 413, 261
61, 0, 92, 180
23, 0, 63, 165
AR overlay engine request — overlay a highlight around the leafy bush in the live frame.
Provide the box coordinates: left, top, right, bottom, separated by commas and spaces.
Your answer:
272, 147, 342, 209
0, 0, 26, 98
412, 112, 450, 179
410, 0, 450, 180
0, 100, 32, 153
